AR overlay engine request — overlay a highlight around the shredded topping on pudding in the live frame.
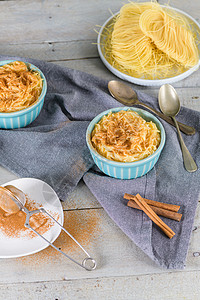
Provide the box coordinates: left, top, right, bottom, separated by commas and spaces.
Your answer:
0, 61, 43, 112
91, 110, 161, 162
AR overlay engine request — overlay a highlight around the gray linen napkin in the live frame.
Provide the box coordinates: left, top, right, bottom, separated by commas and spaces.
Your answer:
0, 55, 200, 269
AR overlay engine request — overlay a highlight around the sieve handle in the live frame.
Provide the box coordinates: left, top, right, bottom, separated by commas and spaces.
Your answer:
24, 208, 97, 271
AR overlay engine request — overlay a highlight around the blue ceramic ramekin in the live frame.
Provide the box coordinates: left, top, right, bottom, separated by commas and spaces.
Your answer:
0, 60, 47, 129
86, 107, 166, 179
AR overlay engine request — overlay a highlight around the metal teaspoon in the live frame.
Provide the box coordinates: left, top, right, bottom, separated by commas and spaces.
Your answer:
158, 84, 197, 172
108, 80, 195, 135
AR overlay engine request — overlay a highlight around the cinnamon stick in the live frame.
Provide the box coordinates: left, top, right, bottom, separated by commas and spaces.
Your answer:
127, 199, 182, 222
124, 193, 180, 212
133, 194, 175, 239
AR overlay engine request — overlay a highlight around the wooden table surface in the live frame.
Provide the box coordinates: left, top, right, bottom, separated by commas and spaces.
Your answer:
0, 0, 200, 299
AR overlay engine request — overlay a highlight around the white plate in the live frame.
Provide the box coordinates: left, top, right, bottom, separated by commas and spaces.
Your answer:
0, 178, 64, 258
97, 6, 200, 86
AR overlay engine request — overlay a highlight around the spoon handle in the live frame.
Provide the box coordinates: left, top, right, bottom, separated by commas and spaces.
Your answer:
172, 116, 197, 172
140, 103, 195, 135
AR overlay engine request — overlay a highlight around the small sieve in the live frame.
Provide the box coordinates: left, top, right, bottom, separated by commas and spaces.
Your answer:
0, 185, 97, 271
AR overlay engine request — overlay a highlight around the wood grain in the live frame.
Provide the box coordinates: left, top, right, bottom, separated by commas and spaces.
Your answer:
0, 0, 199, 298
0, 271, 200, 300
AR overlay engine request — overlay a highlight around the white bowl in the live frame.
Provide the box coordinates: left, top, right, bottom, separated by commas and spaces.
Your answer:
97, 6, 200, 86
0, 178, 63, 258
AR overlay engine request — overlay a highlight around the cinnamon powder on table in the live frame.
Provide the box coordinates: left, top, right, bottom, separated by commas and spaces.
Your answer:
0, 196, 56, 239
18, 208, 101, 268
54, 209, 100, 253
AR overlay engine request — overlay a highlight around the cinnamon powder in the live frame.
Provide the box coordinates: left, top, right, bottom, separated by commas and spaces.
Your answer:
54, 209, 100, 253
0, 196, 56, 239
18, 208, 101, 267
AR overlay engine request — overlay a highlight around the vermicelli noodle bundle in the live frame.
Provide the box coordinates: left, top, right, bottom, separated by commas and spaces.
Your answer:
109, 1, 199, 79
139, 8, 199, 67
111, 2, 153, 71
0, 61, 43, 113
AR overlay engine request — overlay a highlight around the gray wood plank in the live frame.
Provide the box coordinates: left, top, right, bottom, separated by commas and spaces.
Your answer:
0, 40, 98, 61
0, 270, 200, 300
0, 0, 123, 43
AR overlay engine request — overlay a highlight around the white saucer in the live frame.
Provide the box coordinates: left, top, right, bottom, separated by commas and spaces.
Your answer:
0, 178, 63, 258
97, 6, 200, 86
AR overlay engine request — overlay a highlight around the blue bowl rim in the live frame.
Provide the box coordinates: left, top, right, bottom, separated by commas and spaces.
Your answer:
86, 107, 166, 167
0, 60, 47, 117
